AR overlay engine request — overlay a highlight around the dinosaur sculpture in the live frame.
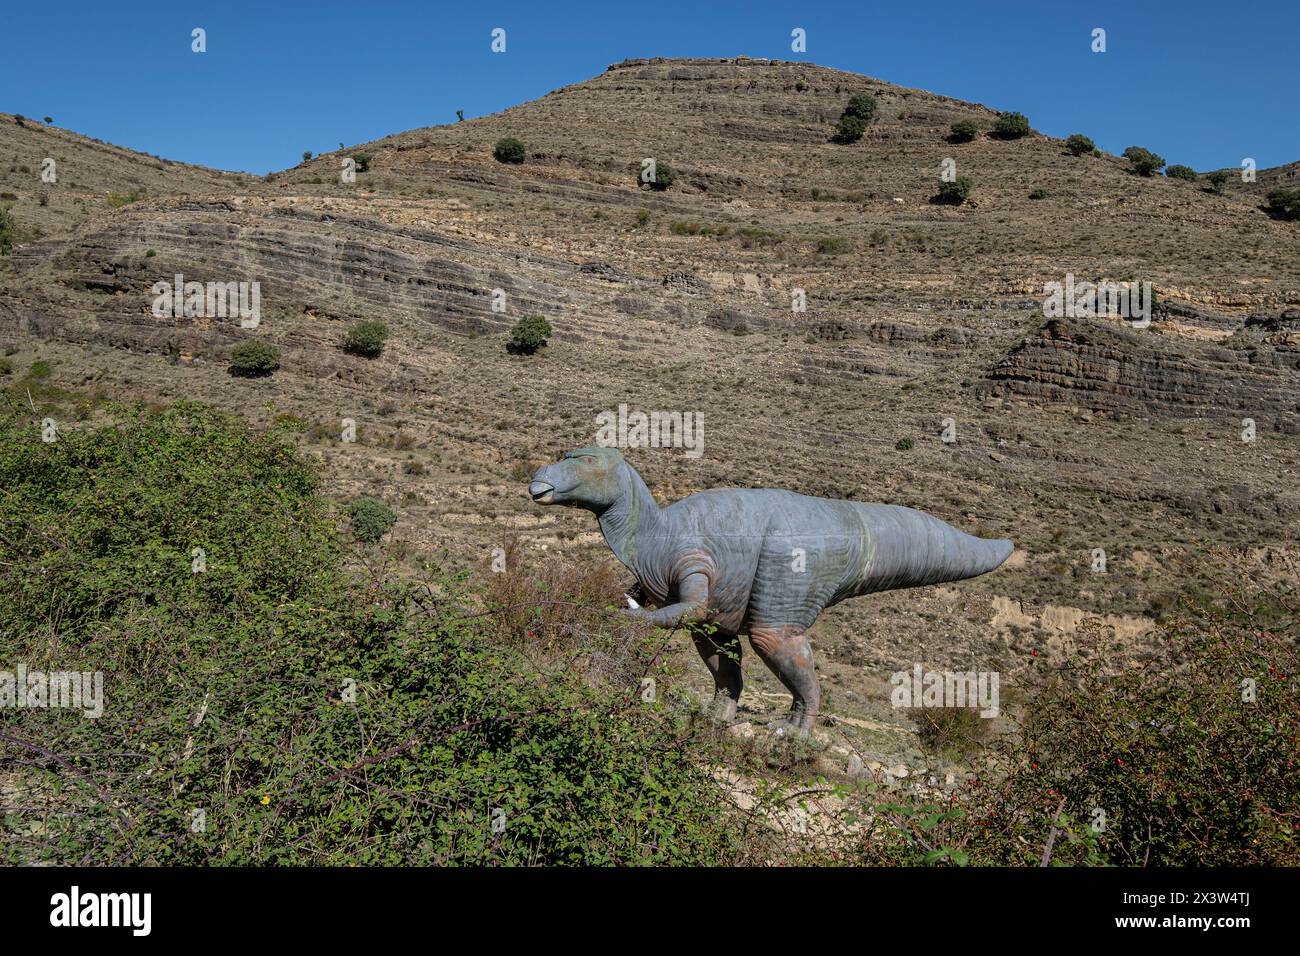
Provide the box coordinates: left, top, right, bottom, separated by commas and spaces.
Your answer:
528, 447, 1014, 735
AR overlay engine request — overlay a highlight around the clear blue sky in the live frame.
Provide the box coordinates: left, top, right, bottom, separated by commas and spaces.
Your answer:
4, 0, 1296, 175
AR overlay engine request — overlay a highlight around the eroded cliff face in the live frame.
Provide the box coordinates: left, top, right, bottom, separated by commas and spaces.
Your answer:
983, 316, 1300, 432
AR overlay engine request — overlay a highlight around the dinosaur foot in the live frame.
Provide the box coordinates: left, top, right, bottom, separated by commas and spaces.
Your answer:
770, 711, 815, 739
707, 692, 738, 724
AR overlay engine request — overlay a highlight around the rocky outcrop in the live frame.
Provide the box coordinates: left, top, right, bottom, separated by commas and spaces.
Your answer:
982, 317, 1300, 431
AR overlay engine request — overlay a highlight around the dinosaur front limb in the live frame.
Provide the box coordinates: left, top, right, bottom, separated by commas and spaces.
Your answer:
690, 628, 742, 722
625, 571, 711, 628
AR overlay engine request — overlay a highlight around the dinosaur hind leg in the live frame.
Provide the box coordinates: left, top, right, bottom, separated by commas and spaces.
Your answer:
748, 625, 820, 735
690, 628, 742, 723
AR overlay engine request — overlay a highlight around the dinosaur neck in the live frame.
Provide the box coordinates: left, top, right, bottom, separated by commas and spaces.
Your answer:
596, 463, 661, 571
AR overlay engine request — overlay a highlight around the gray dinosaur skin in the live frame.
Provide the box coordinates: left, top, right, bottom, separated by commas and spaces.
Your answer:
529, 447, 1013, 735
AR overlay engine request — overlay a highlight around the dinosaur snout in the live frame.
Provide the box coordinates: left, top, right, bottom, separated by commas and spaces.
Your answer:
528, 464, 557, 504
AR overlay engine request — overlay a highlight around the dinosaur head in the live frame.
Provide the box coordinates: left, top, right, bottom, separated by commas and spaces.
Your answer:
528, 446, 626, 511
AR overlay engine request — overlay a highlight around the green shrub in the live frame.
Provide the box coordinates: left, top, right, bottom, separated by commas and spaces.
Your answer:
842, 92, 877, 123
1265, 187, 1300, 221
0, 205, 14, 255
794, 81, 808, 92
228, 340, 281, 377
992, 112, 1030, 139
1029, 188, 1049, 200
27, 359, 51, 379
1123, 146, 1165, 177
348, 496, 395, 543
1065, 133, 1095, 156
508, 314, 552, 354
350, 152, 371, 173
0, 358, 11, 376
342, 320, 389, 358
949, 120, 978, 143
935, 176, 973, 205
1165, 164, 1197, 181
1207, 170, 1230, 195
302, 151, 312, 162
895, 436, 914, 451
833, 114, 867, 143
493, 137, 526, 164
640, 160, 675, 190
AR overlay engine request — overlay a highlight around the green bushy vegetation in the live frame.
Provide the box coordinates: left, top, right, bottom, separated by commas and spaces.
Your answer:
1164, 164, 1197, 181
639, 160, 675, 190
843, 92, 877, 123
1123, 146, 1165, 177
0, 205, 15, 255
1065, 134, 1095, 156
341, 320, 389, 358
948, 120, 977, 143
507, 314, 552, 354
228, 340, 281, 377
493, 137, 526, 164
0, 403, 744, 865
1265, 187, 1300, 221
834, 115, 867, 143
350, 152, 371, 173
935, 176, 973, 205
1206, 170, 1230, 195
348, 496, 395, 542
833, 93, 876, 143
992, 112, 1030, 139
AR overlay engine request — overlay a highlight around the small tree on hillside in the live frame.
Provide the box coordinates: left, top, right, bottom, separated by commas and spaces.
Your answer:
639, 160, 675, 190
351, 152, 371, 173
1206, 171, 1229, 195
494, 137, 526, 164
1165, 164, 1197, 181
934, 176, 974, 205
992, 112, 1030, 139
834, 114, 867, 143
349, 497, 396, 543
0, 205, 15, 256
833, 93, 876, 144
843, 93, 877, 123
949, 120, 978, 143
342, 321, 389, 358
229, 340, 281, 377
1265, 187, 1300, 221
1124, 146, 1165, 177
1065, 134, 1095, 156
508, 315, 552, 355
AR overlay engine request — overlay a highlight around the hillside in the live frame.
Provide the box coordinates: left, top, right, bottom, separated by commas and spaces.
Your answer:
1, 57, 1297, 774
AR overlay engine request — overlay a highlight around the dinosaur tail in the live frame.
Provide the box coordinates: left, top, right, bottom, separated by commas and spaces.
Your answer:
856, 504, 1014, 594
